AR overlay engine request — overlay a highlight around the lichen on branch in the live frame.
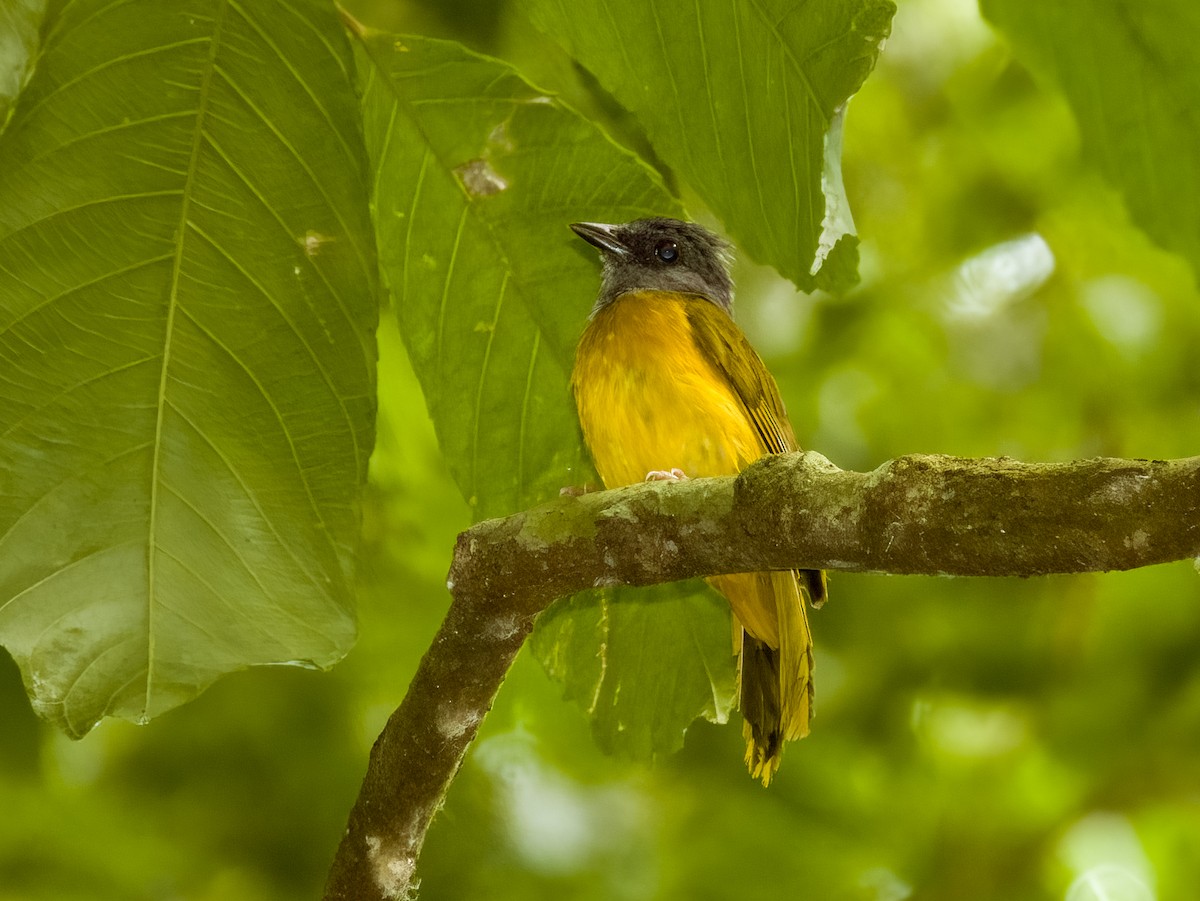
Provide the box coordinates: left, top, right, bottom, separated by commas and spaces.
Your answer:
453, 451, 1200, 605
325, 450, 1200, 900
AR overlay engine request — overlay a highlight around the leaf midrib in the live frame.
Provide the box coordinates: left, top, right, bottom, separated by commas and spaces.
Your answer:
145, 0, 229, 719
359, 36, 583, 507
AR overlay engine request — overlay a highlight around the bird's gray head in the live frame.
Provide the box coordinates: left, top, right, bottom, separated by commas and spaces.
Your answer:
570, 217, 734, 315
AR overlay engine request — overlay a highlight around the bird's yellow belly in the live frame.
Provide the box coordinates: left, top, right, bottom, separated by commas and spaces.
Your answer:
571, 294, 761, 487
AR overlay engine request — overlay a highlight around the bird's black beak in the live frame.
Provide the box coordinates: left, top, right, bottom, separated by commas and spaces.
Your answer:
570, 222, 630, 257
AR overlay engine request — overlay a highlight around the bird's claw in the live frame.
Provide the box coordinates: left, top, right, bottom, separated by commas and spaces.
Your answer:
645, 468, 689, 482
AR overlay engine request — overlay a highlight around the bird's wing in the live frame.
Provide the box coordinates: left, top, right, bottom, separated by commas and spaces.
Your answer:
685, 295, 828, 609
683, 296, 798, 455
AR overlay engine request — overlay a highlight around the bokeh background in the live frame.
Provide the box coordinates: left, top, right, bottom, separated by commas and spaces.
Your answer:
4, 0, 1199, 899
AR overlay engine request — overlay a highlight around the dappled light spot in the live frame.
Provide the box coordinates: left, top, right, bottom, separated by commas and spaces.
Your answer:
911, 696, 1028, 757
945, 232, 1055, 322
1080, 275, 1162, 355
472, 727, 652, 885
814, 366, 881, 462
858, 866, 914, 901
940, 233, 1055, 388
1060, 813, 1155, 901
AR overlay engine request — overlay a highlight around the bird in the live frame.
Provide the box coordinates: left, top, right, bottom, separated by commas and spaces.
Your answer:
569, 216, 825, 785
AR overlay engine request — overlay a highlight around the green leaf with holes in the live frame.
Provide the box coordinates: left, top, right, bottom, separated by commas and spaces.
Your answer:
519, 0, 895, 292
355, 31, 735, 758
0, 0, 377, 737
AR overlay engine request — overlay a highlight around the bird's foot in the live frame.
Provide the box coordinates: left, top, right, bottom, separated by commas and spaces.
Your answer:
645, 468, 689, 482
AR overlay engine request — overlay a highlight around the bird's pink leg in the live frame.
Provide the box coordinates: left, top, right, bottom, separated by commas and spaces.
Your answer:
645, 468, 689, 482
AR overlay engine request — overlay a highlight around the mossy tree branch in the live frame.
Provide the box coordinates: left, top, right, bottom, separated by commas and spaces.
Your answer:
323, 451, 1200, 900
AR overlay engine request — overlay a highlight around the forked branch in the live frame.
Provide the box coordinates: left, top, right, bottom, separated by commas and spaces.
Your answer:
324, 451, 1200, 900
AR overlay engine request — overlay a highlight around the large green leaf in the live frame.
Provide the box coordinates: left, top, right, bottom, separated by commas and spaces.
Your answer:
357, 30, 678, 520
355, 31, 735, 757
981, 0, 1200, 280
0, 0, 377, 737
532, 583, 735, 759
519, 0, 895, 292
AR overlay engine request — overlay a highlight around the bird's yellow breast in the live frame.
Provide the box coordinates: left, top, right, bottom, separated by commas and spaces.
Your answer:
571, 292, 763, 488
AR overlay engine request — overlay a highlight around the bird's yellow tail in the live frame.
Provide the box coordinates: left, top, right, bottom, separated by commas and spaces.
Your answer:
722, 569, 818, 786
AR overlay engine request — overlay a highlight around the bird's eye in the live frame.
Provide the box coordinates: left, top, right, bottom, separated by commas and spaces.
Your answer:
655, 240, 679, 263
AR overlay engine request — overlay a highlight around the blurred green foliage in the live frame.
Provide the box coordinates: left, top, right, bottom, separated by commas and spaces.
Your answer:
3, 1, 1200, 900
